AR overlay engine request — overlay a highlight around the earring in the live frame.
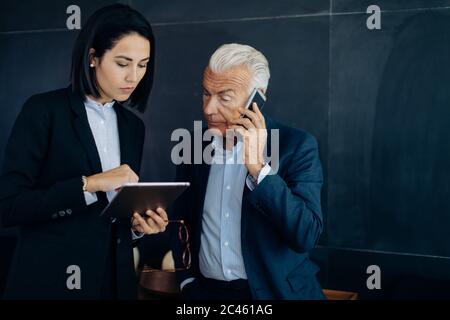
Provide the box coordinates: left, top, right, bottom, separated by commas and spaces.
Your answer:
90, 63, 94, 67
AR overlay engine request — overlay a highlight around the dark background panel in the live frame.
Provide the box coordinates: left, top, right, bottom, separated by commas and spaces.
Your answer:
324, 247, 450, 299
328, 11, 410, 249
0, 0, 126, 32
132, 0, 329, 24
328, 9, 450, 257
333, 0, 450, 13
369, 11, 450, 256
0, 31, 78, 160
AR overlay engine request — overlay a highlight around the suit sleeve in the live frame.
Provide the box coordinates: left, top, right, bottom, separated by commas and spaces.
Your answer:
0, 95, 87, 228
246, 133, 324, 253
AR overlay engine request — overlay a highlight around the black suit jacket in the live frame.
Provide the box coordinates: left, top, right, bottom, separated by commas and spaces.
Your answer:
0, 86, 145, 299
171, 118, 325, 299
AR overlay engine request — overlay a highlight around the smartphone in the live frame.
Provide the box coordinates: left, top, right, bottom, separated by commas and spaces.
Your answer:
241, 88, 266, 118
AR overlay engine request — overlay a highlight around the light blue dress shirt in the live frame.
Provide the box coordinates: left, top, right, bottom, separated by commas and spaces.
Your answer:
199, 136, 249, 281
82, 96, 142, 239
181, 135, 272, 289
83, 96, 120, 204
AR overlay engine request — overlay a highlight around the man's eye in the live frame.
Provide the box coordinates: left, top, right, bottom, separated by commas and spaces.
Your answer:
221, 97, 231, 102
203, 91, 210, 96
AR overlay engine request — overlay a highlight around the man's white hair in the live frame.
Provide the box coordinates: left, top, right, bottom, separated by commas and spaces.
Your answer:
208, 43, 270, 93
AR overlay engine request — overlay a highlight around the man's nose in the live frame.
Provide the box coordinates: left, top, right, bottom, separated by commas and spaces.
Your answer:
204, 97, 218, 115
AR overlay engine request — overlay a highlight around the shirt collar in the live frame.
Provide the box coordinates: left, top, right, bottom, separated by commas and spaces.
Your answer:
84, 96, 115, 110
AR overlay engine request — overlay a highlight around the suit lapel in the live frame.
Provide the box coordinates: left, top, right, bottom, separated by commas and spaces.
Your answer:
114, 104, 134, 169
67, 87, 102, 175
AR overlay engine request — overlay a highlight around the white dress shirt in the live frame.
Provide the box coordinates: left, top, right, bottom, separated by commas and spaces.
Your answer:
82, 96, 142, 239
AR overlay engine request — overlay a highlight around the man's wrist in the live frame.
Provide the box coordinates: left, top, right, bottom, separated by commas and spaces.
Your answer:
249, 161, 264, 180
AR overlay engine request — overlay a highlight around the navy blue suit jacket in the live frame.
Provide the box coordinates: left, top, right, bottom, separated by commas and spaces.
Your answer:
171, 117, 325, 299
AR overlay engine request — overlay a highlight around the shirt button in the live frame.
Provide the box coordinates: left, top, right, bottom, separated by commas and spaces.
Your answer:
58, 210, 65, 217
224, 241, 229, 246
225, 213, 230, 218
66, 209, 72, 215
226, 185, 230, 190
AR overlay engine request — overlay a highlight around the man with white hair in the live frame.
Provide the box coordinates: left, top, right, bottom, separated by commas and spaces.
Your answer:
170, 43, 325, 299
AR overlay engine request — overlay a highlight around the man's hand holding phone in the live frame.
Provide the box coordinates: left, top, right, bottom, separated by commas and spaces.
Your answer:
218, 88, 268, 180
240, 88, 266, 118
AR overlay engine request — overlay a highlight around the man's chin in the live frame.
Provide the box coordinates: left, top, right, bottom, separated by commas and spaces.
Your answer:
206, 123, 227, 136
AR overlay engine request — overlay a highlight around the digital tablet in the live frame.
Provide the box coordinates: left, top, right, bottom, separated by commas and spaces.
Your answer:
100, 182, 190, 218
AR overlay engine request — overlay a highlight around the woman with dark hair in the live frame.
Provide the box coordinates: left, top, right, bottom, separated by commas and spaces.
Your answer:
0, 4, 167, 299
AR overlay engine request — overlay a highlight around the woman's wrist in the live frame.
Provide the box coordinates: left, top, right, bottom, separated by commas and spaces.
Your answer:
84, 175, 97, 193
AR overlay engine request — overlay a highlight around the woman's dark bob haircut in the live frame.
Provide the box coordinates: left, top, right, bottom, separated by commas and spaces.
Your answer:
71, 4, 155, 112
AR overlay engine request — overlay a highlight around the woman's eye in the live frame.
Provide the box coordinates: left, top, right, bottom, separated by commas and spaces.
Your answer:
138, 64, 147, 69
117, 63, 127, 68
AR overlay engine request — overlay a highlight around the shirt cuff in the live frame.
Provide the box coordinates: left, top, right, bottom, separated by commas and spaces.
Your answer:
246, 163, 272, 191
84, 191, 98, 206
180, 277, 196, 291
131, 229, 145, 240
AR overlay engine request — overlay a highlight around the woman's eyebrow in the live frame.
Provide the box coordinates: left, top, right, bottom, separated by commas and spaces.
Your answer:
114, 55, 150, 62
114, 55, 133, 61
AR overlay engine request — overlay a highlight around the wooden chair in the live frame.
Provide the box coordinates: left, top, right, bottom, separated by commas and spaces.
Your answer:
138, 251, 358, 300
323, 289, 358, 300
138, 251, 179, 299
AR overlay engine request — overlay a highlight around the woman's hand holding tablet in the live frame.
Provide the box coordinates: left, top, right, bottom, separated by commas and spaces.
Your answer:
131, 207, 168, 234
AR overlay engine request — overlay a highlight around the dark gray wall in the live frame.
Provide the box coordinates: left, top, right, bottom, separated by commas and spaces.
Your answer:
1, 0, 450, 299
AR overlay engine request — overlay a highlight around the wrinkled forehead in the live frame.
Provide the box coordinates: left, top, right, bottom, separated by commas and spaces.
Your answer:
203, 66, 252, 94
